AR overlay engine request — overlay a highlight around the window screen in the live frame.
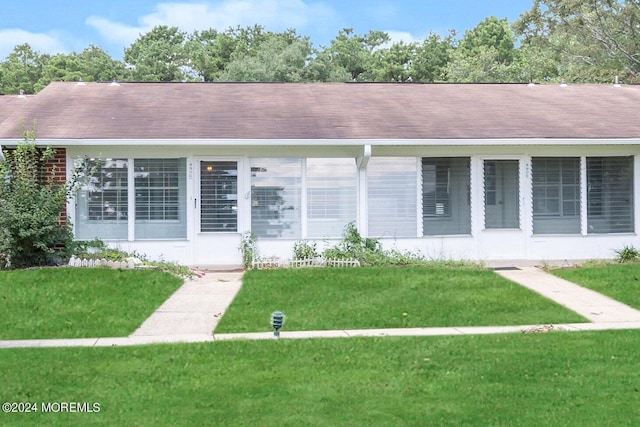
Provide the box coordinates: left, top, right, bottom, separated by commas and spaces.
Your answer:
75, 159, 128, 240
200, 161, 238, 232
587, 156, 634, 234
307, 158, 357, 238
367, 157, 417, 237
532, 157, 580, 234
134, 158, 187, 239
423, 158, 471, 235
250, 158, 302, 239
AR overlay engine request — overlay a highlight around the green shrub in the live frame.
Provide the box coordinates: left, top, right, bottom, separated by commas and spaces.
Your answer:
292, 240, 320, 260
615, 245, 640, 263
0, 130, 85, 269
321, 222, 480, 268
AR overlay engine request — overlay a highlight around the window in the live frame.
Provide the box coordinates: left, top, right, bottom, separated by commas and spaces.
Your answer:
75, 159, 128, 240
250, 158, 302, 238
134, 159, 186, 239
587, 156, 634, 234
200, 161, 238, 232
423, 158, 471, 235
307, 158, 357, 238
367, 157, 417, 237
532, 158, 580, 234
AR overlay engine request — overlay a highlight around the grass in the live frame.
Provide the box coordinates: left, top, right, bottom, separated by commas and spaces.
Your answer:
553, 263, 640, 310
1, 331, 640, 426
0, 268, 183, 339
215, 267, 585, 333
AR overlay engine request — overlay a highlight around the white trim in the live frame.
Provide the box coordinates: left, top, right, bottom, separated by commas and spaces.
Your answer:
580, 157, 588, 236
4, 138, 640, 147
416, 158, 423, 237
635, 155, 640, 235
300, 159, 308, 239
127, 159, 135, 241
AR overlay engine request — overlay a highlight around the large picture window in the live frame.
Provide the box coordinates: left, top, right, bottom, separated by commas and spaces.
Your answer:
249, 158, 356, 239
532, 157, 580, 234
367, 157, 417, 237
307, 158, 357, 238
423, 157, 471, 235
75, 159, 128, 240
587, 156, 634, 234
250, 158, 302, 238
134, 158, 186, 239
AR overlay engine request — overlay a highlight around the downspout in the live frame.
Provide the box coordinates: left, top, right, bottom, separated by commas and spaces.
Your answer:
357, 145, 372, 236
0, 145, 4, 161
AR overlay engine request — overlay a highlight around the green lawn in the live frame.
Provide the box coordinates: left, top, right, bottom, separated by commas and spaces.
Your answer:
0, 268, 183, 339
215, 267, 585, 333
553, 263, 640, 310
1, 331, 639, 426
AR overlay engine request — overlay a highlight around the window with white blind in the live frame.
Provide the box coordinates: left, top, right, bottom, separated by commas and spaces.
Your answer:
367, 157, 417, 237
587, 156, 634, 234
532, 157, 580, 234
75, 159, 128, 240
307, 158, 357, 238
423, 158, 471, 235
200, 161, 238, 232
250, 158, 302, 238
134, 159, 187, 239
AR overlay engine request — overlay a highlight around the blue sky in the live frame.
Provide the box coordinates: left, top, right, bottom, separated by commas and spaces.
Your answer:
0, 0, 533, 60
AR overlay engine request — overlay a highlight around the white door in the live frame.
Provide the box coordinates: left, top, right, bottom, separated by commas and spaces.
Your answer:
193, 158, 243, 266
481, 159, 526, 259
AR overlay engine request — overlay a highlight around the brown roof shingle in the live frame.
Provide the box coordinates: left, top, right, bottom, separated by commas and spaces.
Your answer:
0, 81, 639, 140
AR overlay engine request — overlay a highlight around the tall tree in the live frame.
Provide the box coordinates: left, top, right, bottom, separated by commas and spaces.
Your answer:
515, 0, 640, 82
369, 41, 417, 82
217, 34, 314, 82
410, 32, 455, 82
0, 44, 44, 94
317, 28, 390, 81
124, 25, 188, 82
459, 16, 516, 64
448, 17, 518, 82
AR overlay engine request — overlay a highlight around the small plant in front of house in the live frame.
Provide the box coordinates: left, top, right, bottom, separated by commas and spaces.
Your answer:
70, 238, 193, 278
293, 240, 320, 260
239, 231, 258, 269
615, 245, 640, 263
322, 222, 384, 264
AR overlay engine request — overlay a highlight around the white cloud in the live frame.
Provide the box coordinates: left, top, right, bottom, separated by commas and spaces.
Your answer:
0, 29, 68, 60
86, 0, 336, 49
384, 31, 420, 45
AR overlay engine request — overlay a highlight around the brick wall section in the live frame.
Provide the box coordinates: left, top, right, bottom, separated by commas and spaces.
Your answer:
43, 148, 67, 225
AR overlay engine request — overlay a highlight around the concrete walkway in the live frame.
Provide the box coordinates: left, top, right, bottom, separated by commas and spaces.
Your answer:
3, 266, 640, 349
130, 271, 243, 337
495, 267, 640, 323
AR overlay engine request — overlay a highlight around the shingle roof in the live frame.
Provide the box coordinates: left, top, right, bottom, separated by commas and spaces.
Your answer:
0, 81, 638, 140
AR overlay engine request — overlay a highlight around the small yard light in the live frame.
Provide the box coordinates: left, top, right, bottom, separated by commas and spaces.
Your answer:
271, 311, 285, 338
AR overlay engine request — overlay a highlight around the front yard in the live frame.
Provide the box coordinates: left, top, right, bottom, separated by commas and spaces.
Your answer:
553, 263, 640, 310
1, 331, 639, 426
214, 267, 586, 333
0, 268, 183, 339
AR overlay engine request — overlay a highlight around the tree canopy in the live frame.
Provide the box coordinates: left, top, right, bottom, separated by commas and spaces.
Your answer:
1, 3, 637, 94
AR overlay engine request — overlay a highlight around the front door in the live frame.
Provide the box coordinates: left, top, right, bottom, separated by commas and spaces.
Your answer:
481, 159, 526, 259
194, 159, 243, 266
